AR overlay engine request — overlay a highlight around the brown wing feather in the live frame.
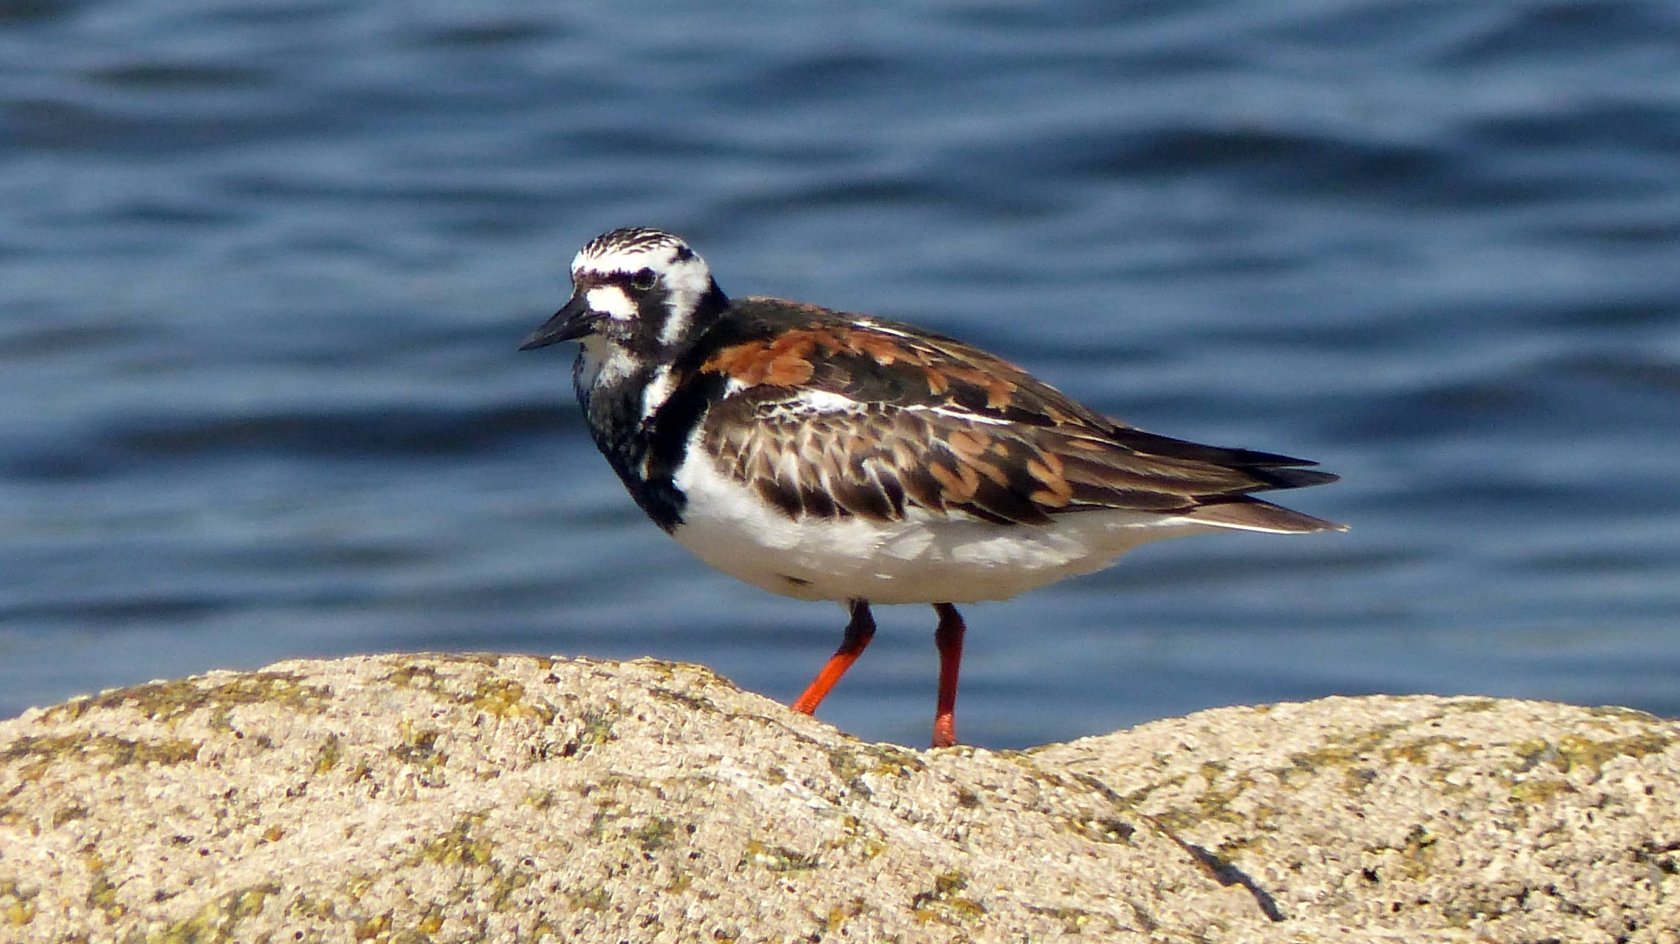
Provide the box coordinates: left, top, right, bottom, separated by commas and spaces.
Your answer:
694, 301, 1343, 532
704, 392, 1056, 525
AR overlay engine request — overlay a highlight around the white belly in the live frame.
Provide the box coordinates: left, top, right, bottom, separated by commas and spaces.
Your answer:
669, 448, 1213, 604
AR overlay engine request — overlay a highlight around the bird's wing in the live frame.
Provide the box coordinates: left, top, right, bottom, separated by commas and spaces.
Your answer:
687, 304, 1341, 531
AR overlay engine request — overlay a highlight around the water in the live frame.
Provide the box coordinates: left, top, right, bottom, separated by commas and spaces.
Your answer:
2, 0, 1677, 748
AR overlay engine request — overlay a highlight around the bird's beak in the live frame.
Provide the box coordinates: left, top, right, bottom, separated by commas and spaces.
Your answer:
519, 292, 600, 351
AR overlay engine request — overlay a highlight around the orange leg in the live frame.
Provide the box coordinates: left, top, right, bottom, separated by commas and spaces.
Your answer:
791, 600, 875, 715
931, 603, 965, 748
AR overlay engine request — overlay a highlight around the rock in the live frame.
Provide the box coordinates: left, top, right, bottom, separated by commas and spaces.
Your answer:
0, 654, 1675, 943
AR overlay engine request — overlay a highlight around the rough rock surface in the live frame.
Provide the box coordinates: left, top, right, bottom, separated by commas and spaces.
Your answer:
0, 654, 1675, 943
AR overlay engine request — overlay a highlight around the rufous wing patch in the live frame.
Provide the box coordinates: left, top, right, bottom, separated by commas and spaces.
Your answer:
701, 334, 819, 387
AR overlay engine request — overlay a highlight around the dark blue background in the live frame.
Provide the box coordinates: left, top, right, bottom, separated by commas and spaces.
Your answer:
3, 1, 1677, 747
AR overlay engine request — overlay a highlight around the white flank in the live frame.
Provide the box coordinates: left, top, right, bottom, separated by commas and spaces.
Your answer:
669, 427, 1216, 605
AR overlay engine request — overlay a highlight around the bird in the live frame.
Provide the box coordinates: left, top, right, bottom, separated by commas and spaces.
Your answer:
521, 226, 1344, 748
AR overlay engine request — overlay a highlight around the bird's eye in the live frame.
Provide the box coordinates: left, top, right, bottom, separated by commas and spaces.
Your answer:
630, 268, 657, 291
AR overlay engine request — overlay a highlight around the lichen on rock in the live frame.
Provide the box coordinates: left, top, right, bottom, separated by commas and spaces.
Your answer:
1, 654, 1676, 942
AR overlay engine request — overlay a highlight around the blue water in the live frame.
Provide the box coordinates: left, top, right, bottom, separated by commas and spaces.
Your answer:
3, 1, 1677, 748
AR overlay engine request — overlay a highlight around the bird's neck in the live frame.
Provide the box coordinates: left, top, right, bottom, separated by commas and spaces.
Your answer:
572, 285, 731, 530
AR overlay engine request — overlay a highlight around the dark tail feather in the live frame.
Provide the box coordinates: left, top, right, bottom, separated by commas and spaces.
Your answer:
1107, 427, 1334, 490
1181, 498, 1347, 534
1252, 467, 1340, 490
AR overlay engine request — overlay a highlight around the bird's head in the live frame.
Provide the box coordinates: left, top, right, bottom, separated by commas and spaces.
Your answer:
520, 227, 727, 356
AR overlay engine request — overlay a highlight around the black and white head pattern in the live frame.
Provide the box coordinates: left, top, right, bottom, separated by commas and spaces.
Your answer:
567, 227, 727, 421
571, 227, 720, 351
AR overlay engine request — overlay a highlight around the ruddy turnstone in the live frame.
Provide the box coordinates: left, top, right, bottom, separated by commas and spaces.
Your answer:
522, 227, 1344, 748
